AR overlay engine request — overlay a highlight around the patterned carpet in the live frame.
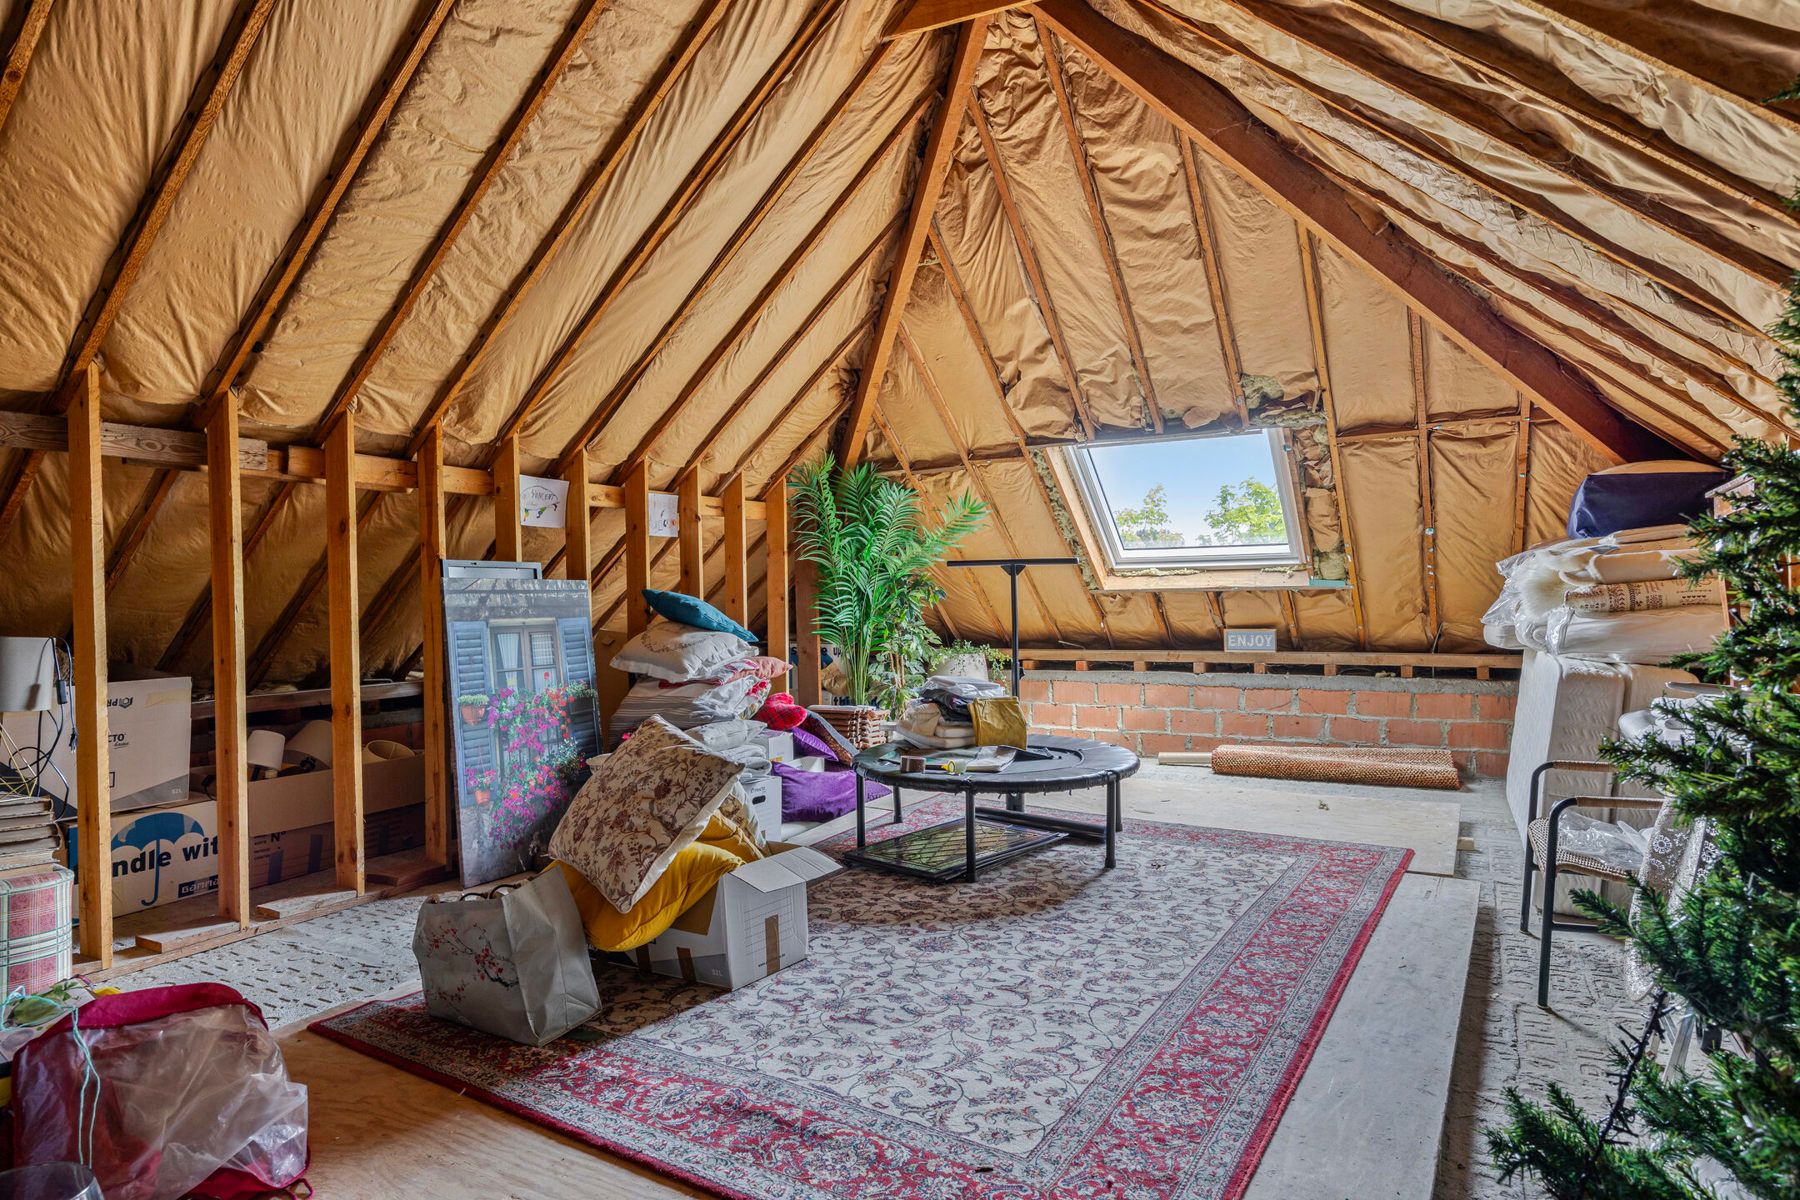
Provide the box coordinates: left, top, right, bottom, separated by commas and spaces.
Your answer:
314, 799, 1409, 1200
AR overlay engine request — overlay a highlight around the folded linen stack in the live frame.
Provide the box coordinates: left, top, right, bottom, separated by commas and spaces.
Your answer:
895, 699, 975, 750
1483, 525, 1726, 665
608, 589, 789, 742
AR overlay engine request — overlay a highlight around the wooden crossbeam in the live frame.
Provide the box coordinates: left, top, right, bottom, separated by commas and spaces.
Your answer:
839, 18, 991, 466
967, 86, 1097, 438
1031, 0, 1675, 466
883, 0, 1032, 39
0, 0, 54, 136
1037, 20, 1162, 432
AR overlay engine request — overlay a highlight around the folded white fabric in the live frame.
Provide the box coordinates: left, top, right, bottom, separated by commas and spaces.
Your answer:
684, 719, 768, 752
612, 674, 761, 734
896, 727, 976, 750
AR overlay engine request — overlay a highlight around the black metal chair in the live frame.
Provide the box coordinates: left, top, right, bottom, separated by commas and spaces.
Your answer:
1519, 759, 1664, 1008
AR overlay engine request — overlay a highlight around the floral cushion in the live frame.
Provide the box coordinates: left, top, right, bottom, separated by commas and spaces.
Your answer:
548, 716, 743, 911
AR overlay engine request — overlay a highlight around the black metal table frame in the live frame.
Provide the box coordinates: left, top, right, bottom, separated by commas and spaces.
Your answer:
851, 758, 1126, 883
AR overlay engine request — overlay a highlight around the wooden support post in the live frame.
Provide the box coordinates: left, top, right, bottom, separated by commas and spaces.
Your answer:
624, 463, 651, 636
721, 475, 748, 627
325, 414, 364, 893
764, 478, 790, 662
207, 403, 250, 926
794, 557, 822, 704
561, 450, 601, 740
67, 364, 111, 966
418, 425, 451, 867
494, 433, 523, 563
677, 471, 704, 597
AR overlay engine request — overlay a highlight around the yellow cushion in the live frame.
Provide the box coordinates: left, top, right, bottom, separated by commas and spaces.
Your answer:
551, 843, 741, 953
700, 813, 765, 864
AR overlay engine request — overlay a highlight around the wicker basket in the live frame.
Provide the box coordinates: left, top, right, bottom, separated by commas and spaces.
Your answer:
811, 704, 887, 750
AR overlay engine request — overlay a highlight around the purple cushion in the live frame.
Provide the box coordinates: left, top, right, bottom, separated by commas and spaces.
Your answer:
774, 761, 886, 822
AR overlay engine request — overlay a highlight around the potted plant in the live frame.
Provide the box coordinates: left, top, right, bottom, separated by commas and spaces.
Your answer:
789, 453, 985, 721
931, 639, 1010, 683
457, 692, 489, 726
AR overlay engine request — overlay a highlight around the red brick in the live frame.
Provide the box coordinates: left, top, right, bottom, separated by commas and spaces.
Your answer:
1190, 685, 1240, 709
1449, 721, 1511, 751
1137, 733, 1189, 756
1474, 752, 1511, 777
1029, 702, 1073, 727
1269, 714, 1325, 740
1219, 712, 1269, 738
1415, 693, 1475, 721
1019, 679, 1052, 702
1145, 683, 1193, 708
1244, 687, 1294, 712
1477, 694, 1517, 720
1170, 709, 1218, 735
1054, 680, 1096, 705
1387, 719, 1446, 747
1075, 705, 1121, 730
1086, 727, 1131, 748
1096, 682, 1143, 705
1124, 707, 1168, 732
1327, 717, 1381, 743
1354, 691, 1410, 717
1184, 735, 1225, 753
1297, 689, 1351, 714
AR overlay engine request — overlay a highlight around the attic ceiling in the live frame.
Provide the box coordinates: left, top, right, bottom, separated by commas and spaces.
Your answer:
0, 0, 1792, 681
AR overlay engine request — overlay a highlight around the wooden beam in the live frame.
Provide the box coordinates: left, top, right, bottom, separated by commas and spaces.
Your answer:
1030, 0, 1676, 466
0, 0, 53, 137
207, 404, 250, 927
1178, 138, 1250, 426
67, 364, 111, 966
417, 425, 451, 868
624, 463, 651, 636
794, 558, 823, 703
839, 17, 991, 467
0, 411, 269, 469
1511, 394, 1533, 557
1409, 311, 1440, 643
883, 0, 1031, 39
493, 434, 523, 562
104, 472, 178, 595
677, 472, 705, 596
721, 475, 748, 627
1297, 230, 1367, 648
550, 50, 923, 472
325, 413, 364, 893
967, 87, 1097, 439
764, 478, 791, 662
1037, 21, 1162, 432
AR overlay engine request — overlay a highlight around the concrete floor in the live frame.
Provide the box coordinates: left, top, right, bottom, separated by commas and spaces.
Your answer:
125, 769, 1642, 1199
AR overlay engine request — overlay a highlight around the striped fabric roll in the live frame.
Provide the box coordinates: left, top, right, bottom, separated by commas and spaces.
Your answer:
0, 865, 73, 995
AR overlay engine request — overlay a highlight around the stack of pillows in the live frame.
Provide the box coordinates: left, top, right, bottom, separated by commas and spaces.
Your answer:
547, 715, 770, 953
608, 588, 788, 740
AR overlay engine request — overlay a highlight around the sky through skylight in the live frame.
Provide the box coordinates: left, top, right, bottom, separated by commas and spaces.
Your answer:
1085, 433, 1284, 549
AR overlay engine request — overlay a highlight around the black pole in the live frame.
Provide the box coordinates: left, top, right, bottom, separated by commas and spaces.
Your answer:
1005, 564, 1022, 695
941, 558, 1074, 699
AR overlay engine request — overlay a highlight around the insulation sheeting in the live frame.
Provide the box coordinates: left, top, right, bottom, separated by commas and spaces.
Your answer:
1313, 241, 1412, 432
1339, 436, 1429, 649
1429, 420, 1523, 650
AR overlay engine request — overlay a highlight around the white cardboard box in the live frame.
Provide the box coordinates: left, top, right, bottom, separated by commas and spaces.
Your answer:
9, 664, 192, 816
99, 754, 427, 912
632, 845, 840, 990
758, 730, 795, 765
740, 774, 783, 844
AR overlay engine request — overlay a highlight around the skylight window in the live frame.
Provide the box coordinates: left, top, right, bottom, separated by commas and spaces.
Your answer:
1063, 429, 1305, 571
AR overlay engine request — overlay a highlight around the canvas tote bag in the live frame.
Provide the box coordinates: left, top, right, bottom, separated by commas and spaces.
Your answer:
412, 869, 600, 1045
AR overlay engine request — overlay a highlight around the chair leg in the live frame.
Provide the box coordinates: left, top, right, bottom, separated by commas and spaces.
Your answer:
1521, 844, 1536, 936
1538, 850, 1558, 1009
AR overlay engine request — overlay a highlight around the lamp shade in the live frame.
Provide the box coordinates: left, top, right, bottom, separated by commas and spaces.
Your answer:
0, 638, 57, 714
286, 719, 335, 767
246, 729, 286, 771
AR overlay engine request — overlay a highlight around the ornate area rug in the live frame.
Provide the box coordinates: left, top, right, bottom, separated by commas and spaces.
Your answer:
311, 798, 1410, 1199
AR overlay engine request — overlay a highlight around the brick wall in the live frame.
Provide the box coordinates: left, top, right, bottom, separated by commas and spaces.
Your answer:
1020, 670, 1518, 777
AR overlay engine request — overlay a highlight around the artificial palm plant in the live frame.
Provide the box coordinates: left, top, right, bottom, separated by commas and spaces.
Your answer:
789, 454, 985, 707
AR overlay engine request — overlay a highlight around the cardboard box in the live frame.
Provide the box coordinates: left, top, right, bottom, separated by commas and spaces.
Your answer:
758, 730, 795, 765
97, 753, 426, 913
8, 664, 192, 817
632, 845, 839, 990
740, 774, 783, 843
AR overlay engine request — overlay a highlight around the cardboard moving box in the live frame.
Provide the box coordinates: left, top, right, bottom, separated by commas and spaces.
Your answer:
633, 845, 840, 990
7, 664, 192, 817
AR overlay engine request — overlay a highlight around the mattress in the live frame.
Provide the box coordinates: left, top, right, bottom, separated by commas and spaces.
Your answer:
1504, 650, 1693, 915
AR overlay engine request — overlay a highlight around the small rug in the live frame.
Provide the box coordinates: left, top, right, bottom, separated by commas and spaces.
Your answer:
311, 797, 1409, 1200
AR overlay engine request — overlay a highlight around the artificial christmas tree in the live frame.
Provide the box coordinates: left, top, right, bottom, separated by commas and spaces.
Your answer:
1485, 100, 1800, 1199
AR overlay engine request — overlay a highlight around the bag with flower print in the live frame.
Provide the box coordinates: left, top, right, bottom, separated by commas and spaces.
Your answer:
412, 867, 599, 1046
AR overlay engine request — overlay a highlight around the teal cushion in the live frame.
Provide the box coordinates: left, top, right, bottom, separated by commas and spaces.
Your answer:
642, 588, 757, 643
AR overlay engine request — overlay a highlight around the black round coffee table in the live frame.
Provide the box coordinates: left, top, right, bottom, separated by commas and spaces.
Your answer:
847, 735, 1140, 882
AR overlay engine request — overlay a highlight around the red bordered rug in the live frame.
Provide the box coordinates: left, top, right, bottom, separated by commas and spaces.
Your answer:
311, 798, 1410, 1200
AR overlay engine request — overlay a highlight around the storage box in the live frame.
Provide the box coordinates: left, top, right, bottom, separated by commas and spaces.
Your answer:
7, 664, 192, 817
741, 774, 783, 844
631, 845, 840, 990
758, 730, 795, 765
95, 753, 426, 913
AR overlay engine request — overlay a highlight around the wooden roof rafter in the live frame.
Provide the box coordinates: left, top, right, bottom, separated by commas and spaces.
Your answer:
838, 17, 992, 467
1036, 18, 1163, 433
1178, 137, 1250, 427
883, 1, 1034, 41
1030, 0, 1677, 466
0, 0, 54, 138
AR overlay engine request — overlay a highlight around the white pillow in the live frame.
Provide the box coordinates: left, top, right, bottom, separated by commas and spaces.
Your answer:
685, 719, 768, 751
610, 620, 755, 683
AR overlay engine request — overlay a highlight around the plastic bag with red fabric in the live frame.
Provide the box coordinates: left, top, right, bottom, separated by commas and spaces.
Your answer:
9, 982, 308, 1200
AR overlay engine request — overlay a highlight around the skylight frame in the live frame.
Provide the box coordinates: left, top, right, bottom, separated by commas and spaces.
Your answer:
1062, 428, 1307, 572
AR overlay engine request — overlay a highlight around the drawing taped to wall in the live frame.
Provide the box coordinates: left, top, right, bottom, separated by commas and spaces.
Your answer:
443, 578, 599, 887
